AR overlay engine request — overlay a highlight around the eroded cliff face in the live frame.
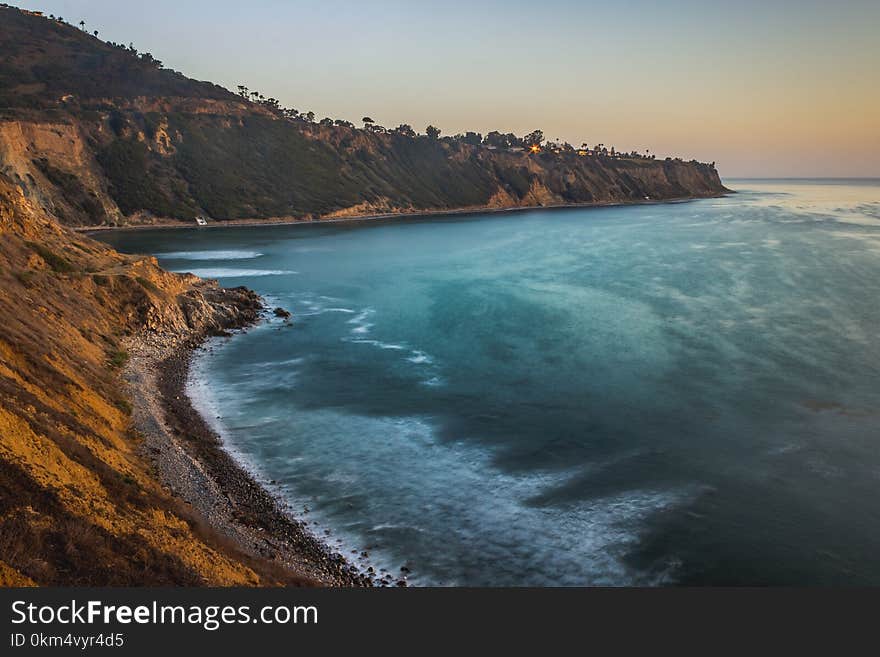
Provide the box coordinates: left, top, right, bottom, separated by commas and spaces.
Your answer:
0, 121, 123, 226
0, 174, 295, 585
0, 113, 728, 228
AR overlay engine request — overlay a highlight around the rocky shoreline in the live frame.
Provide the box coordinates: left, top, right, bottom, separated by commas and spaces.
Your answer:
124, 294, 379, 587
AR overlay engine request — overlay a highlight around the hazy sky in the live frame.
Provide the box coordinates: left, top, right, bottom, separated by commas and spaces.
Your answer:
16, 0, 880, 177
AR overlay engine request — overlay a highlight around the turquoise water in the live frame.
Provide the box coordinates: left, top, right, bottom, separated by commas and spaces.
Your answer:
99, 179, 880, 585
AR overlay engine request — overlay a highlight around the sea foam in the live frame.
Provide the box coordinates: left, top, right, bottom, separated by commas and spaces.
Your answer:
172, 267, 297, 278
157, 250, 263, 260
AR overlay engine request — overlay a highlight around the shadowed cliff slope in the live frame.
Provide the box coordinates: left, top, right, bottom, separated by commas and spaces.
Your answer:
0, 6, 727, 227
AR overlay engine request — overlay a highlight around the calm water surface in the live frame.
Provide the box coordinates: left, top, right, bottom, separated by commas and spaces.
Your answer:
99, 179, 880, 585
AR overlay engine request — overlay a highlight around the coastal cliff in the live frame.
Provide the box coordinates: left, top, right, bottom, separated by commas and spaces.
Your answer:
0, 6, 727, 228
0, 174, 362, 585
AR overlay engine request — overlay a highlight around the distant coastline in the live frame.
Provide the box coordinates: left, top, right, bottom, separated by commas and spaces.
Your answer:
78, 191, 731, 234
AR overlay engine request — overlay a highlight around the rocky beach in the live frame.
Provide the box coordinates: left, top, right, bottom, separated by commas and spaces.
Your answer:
124, 301, 379, 587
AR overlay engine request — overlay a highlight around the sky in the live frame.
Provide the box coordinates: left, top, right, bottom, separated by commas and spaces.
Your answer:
15, 0, 880, 177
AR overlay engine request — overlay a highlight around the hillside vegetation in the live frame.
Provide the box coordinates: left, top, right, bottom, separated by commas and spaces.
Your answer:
0, 6, 726, 227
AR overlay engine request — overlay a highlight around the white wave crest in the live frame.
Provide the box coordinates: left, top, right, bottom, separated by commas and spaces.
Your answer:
172, 267, 298, 278
157, 250, 263, 260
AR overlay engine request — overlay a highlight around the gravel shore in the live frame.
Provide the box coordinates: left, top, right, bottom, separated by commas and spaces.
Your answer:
124, 320, 372, 587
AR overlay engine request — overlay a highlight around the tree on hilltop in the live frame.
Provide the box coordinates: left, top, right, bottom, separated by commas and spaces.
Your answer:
139, 52, 162, 68
484, 131, 512, 148
460, 131, 482, 146
524, 130, 544, 147
426, 125, 441, 140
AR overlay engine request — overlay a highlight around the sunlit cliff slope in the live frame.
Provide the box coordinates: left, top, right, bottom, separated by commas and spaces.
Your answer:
0, 173, 308, 585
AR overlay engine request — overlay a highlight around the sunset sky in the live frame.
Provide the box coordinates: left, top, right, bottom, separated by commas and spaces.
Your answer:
18, 0, 880, 178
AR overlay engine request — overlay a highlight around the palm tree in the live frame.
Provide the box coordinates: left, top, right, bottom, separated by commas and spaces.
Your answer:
79, 20, 85, 30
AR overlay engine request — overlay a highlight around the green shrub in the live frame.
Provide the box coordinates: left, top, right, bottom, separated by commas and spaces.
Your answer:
108, 350, 129, 369
14, 270, 36, 286
113, 397, 133, 415
135, 276, 160, 293
24, 241, 74, 273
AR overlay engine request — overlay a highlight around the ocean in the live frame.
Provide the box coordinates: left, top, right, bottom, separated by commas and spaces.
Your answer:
98, 179, 880, 585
